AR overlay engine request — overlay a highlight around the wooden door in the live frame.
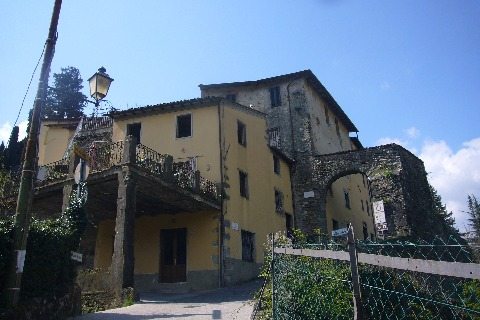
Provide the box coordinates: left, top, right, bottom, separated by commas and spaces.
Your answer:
160, 228, 187, 283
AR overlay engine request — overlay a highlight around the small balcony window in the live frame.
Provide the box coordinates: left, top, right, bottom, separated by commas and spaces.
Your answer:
269, 86, 281, 107
237, 121, 246, 146
344, 192, 351, 209
273, 155, 280, 174
275, 189, 284, 213
239, 170, 249, 199
177, 114, 192, 138
126, 122, 141, 144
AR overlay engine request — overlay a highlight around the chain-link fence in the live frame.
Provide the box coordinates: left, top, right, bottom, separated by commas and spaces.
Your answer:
258, 229, 480, 320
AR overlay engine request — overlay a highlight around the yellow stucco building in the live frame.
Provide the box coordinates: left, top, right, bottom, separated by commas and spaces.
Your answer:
36, 97, 293, 292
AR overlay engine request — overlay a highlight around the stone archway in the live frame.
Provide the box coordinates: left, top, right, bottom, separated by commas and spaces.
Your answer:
292, 144, 433, 238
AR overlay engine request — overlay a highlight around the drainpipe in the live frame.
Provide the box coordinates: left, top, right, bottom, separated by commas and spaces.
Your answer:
286, 80, 297, 229
217, 100, 225, 287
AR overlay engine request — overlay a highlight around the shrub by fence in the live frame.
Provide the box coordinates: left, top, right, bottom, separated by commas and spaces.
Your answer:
255, 228, 480, 320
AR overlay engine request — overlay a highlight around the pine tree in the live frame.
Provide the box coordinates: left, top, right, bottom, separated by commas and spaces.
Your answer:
4, 126, 24, 171
44, 66, 87, 119
467, 195, 480, 243
428, 184, 462, 240
0, 141, 5, 169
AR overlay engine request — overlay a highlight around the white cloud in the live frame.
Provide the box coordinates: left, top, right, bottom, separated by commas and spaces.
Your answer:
405, 127, 420, 139
0, 122, 13, 146
419, 138, 480, 232
376, 136, 417, 154
18, 120, 28, 141
0, 120, 28, 146
376, 137, 408, 147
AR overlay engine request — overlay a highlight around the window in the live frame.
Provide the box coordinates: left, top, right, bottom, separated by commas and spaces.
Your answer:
237, 121, 246, 146
126, 123, 141, 144
269, 86, 281, 107
344, 192, 351, 209
366, 200, 370, 215
332, 219, 339, 231
273, 155, 280, 174
268, 127, 281, 148
176, 114, 192, 138
335, 118, 340, 137
286, 214, 293, 238
363, 222, 368, 241
361, 200, 364, 211
226, 94, 236, 102
239, 170, 249, 198
324, 106, 330, 125
241, 230, 255, 262
275, 189, 284, 213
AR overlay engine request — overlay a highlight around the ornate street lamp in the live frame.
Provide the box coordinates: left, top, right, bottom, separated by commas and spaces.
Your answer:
88, 67, 114, 107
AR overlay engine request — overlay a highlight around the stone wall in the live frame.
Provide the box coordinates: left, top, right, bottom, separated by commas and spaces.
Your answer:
294, 144, 434, 238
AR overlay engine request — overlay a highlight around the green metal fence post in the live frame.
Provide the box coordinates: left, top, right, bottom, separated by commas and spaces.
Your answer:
348, 224, 364, 320
271, 233, 275, 320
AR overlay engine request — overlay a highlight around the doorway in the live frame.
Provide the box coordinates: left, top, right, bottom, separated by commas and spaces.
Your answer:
160, 228, 187, 283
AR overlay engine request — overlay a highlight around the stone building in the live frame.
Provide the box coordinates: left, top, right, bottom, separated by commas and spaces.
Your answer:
200, 70, 377, 238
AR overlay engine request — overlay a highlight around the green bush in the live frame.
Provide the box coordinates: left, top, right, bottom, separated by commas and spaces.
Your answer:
0, 188, 87, 304
0, 215, 14, 298
256, 230, 353, 319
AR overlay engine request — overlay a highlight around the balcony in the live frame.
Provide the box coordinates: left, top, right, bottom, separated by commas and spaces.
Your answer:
268, 128, 281, 149
4, 139, 221, 218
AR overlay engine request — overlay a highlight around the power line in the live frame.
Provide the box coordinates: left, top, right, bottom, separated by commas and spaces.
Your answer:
13, 42, 47, 127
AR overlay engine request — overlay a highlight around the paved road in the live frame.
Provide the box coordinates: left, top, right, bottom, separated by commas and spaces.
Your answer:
74, 280, 261, 320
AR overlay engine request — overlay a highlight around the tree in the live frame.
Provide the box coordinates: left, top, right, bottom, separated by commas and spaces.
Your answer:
427, 184, 463, 241
2, 126, 24, 171
44, 66, 87, 119
467, 195, 480, 243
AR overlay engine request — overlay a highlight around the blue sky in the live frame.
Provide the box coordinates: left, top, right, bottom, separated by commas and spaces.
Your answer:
1, 1, 479, 231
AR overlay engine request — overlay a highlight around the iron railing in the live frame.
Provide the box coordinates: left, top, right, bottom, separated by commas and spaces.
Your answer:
199, 176, 220, 201
88, 140, 124, 173
173, 160, 196, 190
136, 144, 169, 176
81, 116, 112, 132
36, 158, 70, 186
5, 141, 220, 203
268, 128, 281, 149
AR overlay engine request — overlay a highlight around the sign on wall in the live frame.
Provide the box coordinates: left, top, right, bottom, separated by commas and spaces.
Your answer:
373, 200, 388, 232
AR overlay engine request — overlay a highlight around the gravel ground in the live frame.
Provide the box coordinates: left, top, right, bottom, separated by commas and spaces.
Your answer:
73, 280, 261, 320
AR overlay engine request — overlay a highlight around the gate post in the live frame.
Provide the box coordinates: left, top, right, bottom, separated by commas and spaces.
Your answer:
347, 224, 364, 320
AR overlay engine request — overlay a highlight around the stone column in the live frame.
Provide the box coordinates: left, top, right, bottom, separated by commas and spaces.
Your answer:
111, 166, 137, 293
111, 135, 139, 293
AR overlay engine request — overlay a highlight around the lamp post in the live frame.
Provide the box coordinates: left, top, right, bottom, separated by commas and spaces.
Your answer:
76, 67, 114, 191
87, 67, 114, 113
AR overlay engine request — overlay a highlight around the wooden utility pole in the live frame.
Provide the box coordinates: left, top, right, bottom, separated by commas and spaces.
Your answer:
5, 0, 63, 307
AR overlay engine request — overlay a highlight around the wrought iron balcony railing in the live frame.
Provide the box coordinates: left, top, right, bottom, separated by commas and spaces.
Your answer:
80, 116, 112, 132
268, 128, 281, 149
27, 140, 220, 203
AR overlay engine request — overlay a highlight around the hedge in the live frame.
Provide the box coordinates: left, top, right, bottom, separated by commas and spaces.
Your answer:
0, 188, 86, 306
